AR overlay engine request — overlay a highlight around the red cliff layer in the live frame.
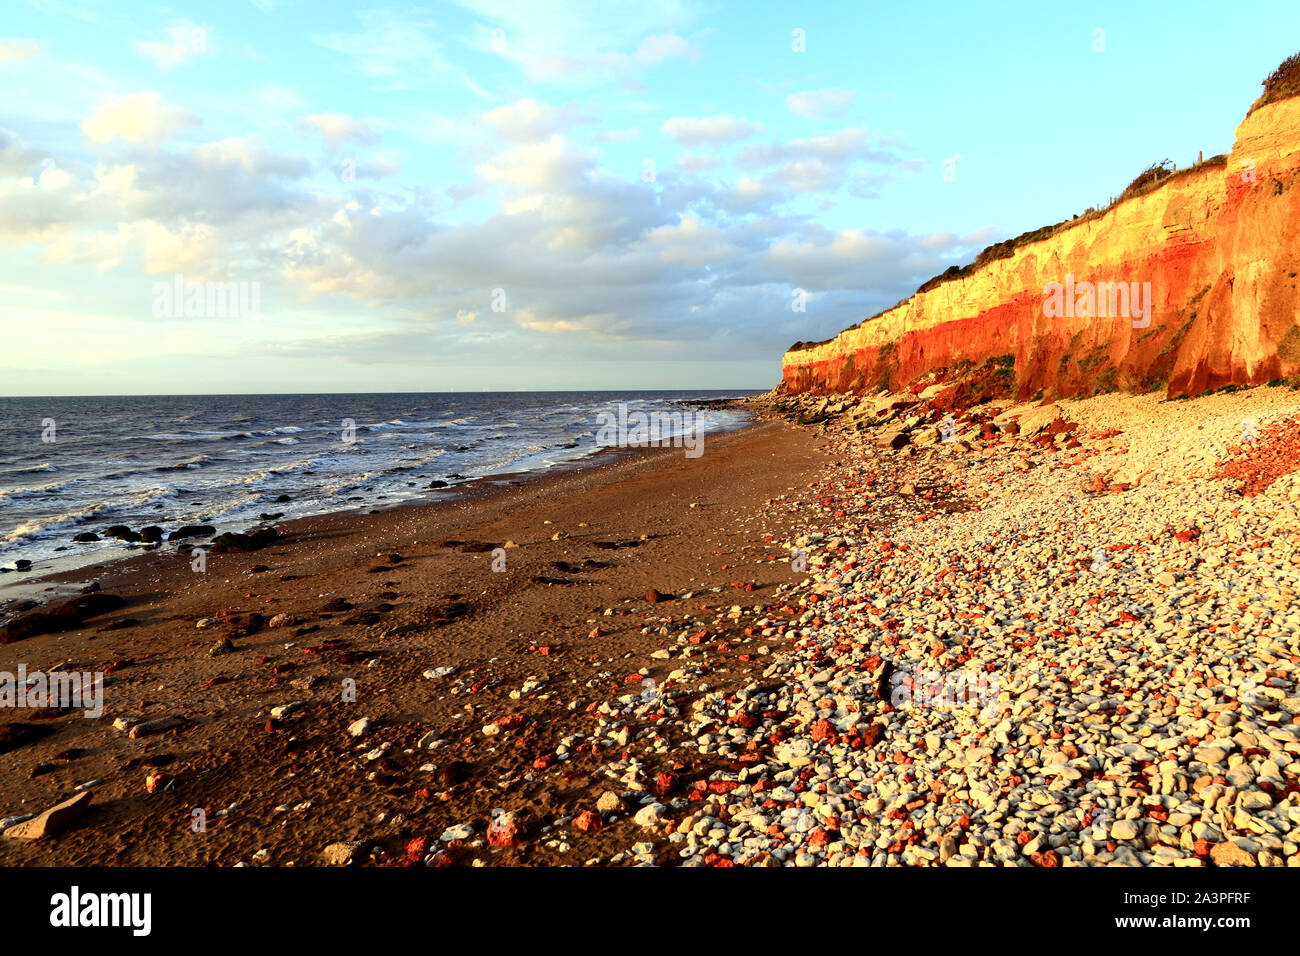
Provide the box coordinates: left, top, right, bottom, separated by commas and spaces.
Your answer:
781, 96, 1300, 399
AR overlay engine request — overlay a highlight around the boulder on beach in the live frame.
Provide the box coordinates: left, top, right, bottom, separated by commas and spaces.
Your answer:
2, 791, 93, 841
72, 532, 99, 542
0, 592, 126, 644
168, 525, 216, 541
210, 526, 279, 553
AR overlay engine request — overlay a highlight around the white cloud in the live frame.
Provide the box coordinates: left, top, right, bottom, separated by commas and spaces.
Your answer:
476, 135, 591, 191
677, 151, 722, 173
459, 1, 700, 86
81, 93, 199, 147
740, 128, 876, 166
0, 38, 42, 62
643, 216, 735, 267
357, 156, 402, 179
770, 158, 837, 193
786, 88, 854, 119
481, 98, 565, 142
0, 128, 42, 175
661, 113, 760, 146
299, 112, 379, 152
132, 21, 212, 69
629, 33, 700, 66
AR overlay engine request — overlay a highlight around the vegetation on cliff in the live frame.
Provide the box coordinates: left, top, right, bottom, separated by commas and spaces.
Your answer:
1250, 51, 1300, 115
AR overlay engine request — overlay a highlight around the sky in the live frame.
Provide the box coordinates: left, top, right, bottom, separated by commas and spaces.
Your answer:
0, 0, 1295, 395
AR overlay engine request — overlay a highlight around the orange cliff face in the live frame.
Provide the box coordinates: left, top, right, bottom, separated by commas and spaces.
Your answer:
780, 96, 1300, 400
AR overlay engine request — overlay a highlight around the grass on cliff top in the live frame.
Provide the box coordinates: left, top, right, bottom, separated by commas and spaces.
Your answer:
1249, 51, 1300, 115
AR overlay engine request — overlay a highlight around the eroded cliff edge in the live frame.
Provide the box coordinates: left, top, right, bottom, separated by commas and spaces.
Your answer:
780, 95, 1300, 400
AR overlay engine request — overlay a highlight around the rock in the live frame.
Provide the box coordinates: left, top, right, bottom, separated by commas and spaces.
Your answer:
209, 638, 235, 657
439, 823, 474, 842
0, 592, 126, 643
1014, 405, 1062, 437
138, 526, 164, 543
347, 718, 373, 738
573, 810, 604, 832
168, 525, 216, 541
1210, 841, 1257, 867
488, 811, 522, 846
270, 702, 305, 719
128, 716, 186, 739
210, 527, 278, 553
14, 559, 31, 571
634, 803, 667, 827
427, 480, 448, 489
1111, 820, 1141, 841
939, 836, 958, 862
1195, 745, 1228, 765
322, 841, 365, 866
422, 666, 454, 680
875, 428, 911, 450
776, 738, 814, 766
73, 532, 99, 543
267, 613, 299, 628
596, 791, 624, 813
2, 791, 93, 840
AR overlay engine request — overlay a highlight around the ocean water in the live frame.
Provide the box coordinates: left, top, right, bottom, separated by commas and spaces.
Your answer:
0, 391, 755, 569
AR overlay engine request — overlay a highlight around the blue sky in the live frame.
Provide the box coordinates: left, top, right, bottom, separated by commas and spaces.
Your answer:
0, 0, 1294, 395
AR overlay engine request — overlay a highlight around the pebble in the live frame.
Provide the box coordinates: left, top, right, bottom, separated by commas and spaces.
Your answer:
601, 386, 1300, 867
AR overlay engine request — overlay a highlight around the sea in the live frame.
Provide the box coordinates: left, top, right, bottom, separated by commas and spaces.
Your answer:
0, 391, 756, 574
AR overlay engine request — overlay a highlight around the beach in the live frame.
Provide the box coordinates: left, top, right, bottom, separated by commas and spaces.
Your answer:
0, 412, 825, 865
3, 383, 1300, 867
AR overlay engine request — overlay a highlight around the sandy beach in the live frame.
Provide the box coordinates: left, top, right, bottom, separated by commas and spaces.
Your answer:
0, 415, 826, 865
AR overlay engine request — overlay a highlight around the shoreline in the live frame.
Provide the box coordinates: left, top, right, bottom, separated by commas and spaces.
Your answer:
0, 403, 755, 605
